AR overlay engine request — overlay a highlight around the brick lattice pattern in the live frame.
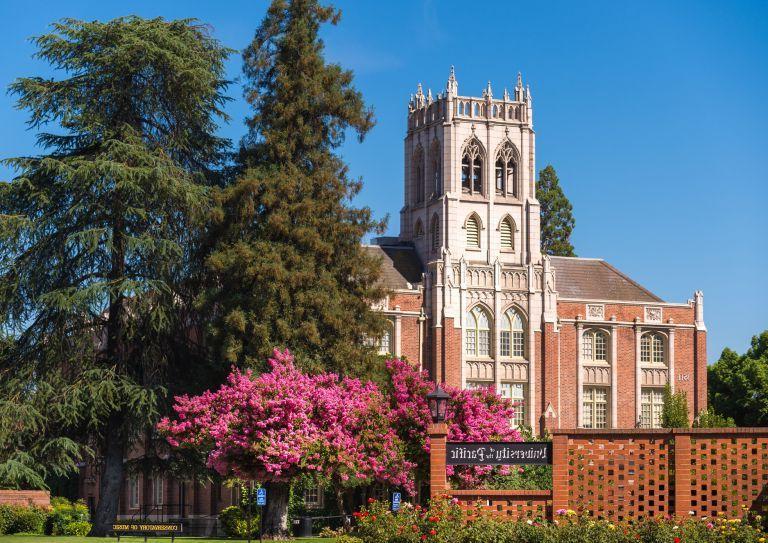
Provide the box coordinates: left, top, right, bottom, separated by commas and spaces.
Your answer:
432, 428, 768, 523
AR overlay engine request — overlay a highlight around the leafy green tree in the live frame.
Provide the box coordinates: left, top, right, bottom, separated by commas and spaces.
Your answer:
536, 165, 576, 257
0, 17, 230, 534
661, 385, 690, 428
204, 0, 386, 376
693, 407, 735, 428
200, 1, 387, 535
709, 331, 768, 426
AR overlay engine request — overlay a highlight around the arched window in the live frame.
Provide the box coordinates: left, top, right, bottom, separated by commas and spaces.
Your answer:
473, 103, 480, 117
500, 216, 515, 249
414, 219, 424, 238
500, 309, 525, 358
641, 332, 666, 364
378, 320, 394, 355
430, 214, 440, 252
413, 146, 425, 203
492, 105, 498, 117
465, 214, 481, 248
466, 306, 491, 357
495, 142, 518, 196
461, 138, 484, 194
429, 140, 441, 197
583, 330, 608, 362
458, 102, 464, 116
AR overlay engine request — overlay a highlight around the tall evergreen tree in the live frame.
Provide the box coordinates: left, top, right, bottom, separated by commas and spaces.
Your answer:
201, 0, 387, 535
536, 165, 576, 257
0, 17, 230, 534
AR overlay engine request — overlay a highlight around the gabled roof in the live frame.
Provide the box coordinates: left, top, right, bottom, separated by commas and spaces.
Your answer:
363, 244, 423, 290
550, 256, 663, 303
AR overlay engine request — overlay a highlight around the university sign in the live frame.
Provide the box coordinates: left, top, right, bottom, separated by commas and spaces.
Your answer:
446, 442, 552, 465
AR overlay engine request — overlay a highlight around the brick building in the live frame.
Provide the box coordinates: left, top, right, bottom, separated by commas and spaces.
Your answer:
364, 68, 707, 433
78, 68, 708, 525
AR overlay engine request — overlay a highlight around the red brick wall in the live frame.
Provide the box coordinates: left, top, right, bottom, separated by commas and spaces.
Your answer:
451, 489, 551, 521
615, 327, 638, 427
389, 292, 422, 312
556, 302, 695, 324
558, 324, 578, 429
399, 315, 421, 364
0, 490, 50, 507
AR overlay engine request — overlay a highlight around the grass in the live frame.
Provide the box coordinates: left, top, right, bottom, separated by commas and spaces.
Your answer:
0, 538, 333, 543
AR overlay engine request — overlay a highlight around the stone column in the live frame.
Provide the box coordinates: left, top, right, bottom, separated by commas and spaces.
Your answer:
668, 327, 675, 393
576, 318, 583, 428
611, 321, 618, 429
635, 320, 642, 426
428, 423, 449, 500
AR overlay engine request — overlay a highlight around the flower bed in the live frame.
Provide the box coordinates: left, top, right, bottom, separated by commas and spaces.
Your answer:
353, 496, 768, 543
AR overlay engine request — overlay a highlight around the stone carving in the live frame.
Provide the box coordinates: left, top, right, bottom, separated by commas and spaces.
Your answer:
465, 360, 494, 380
641, 367, 669, 386
583, 365, 611, 385
586, 304, 605, 321
644, 307, 662, 323
501, 362, 529, 381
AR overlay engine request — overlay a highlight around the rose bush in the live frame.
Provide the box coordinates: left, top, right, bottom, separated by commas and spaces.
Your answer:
354, 496, 768, 543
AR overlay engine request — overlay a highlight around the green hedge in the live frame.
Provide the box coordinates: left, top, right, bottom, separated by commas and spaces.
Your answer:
0, 497, 91, 536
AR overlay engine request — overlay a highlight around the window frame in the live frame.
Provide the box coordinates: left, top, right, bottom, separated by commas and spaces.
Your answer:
465, 305, 492, 358
500, 382, 527, 428
582, 386, 609, 429
465, 214, 481, 249
640, 332, 667, 365
499, 216, 515, 250
583, 329, 609, 363
129, 476, 140, 509
500, 309, 525, 358
640, 387, 665, 428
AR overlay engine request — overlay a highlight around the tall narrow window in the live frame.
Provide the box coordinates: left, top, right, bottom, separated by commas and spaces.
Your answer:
414, 219, 424, 238
495, 159, 505, 192
500, 309, 525, 357
640, 333, 666, 364
378, 321, 393, 355
466, 215, 480, 248
495, 142, 518, 196
461, 155, 471, 191
640, 388, 664, 428
429, 140, 441, 197
461, 139, 484, 195
153, 477, 164, 505
413, 146, 425, 203
582, 386, 609, 428
466, 306, 491, 357
129, 477, 139, 509
430, 215, 440, 252
500, 382, 526, 428
583, 330, 608, 362
500, 217, 514, 249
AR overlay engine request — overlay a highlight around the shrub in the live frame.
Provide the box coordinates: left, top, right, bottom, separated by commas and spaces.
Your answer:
3, 505, 48, 534
694, 407, 736, 428
63, 520, 92, 536
661, 384, 690, 428
46, 497, 90, 535
219, 505, 258, 539
353, 497, 768, 543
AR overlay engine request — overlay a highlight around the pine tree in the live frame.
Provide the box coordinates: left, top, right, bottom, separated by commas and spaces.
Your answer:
201, 1, 387, 535
0, 17, 230, 535
537, 165, 576, 257
204, 0, 386, 375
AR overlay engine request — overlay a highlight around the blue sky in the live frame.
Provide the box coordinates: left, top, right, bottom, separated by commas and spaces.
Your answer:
0, 0, 766, 360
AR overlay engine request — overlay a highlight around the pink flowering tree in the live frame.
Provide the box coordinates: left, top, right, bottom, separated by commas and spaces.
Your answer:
158, 350, 414, 536
385, 358, 522, 488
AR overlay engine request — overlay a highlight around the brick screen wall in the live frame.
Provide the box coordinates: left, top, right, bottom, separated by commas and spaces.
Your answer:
0, 490, 50, 507
431, 427, 768, 523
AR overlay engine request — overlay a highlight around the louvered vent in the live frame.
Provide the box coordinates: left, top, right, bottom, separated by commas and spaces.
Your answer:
466, 216, 480, 248
500, 218, 514, 248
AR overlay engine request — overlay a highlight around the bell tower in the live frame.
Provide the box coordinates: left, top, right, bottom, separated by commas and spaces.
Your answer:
400, 68, 540, 268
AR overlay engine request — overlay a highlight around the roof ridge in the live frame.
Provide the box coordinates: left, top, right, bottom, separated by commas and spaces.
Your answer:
597, 260, 664, 303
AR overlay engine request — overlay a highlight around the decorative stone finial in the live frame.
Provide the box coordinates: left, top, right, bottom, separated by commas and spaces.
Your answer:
427, 88, 433, 103
446, 65, 458, 95
483, 80, 493, 100
516, 71, 523, 88
503, 88, 510, 101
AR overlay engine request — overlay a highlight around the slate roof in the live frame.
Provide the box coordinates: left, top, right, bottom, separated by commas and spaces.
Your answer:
363, 244, 423, 290
550, 256, 663, 303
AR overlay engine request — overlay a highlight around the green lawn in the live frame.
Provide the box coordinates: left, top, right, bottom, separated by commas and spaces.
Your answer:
0, 538, 333, 543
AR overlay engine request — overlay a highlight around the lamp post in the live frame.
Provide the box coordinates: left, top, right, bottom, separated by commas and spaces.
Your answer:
426, 384, 450, 499
426, 384, 450, 423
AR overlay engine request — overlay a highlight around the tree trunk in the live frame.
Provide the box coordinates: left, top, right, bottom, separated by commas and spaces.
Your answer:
335, 485, 351, 530
262, 481, 290, 539
91, 413, 127, 536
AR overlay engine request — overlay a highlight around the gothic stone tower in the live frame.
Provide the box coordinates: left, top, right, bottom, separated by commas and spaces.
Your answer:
399, 68, 553, 430
365, 67, 707, 434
